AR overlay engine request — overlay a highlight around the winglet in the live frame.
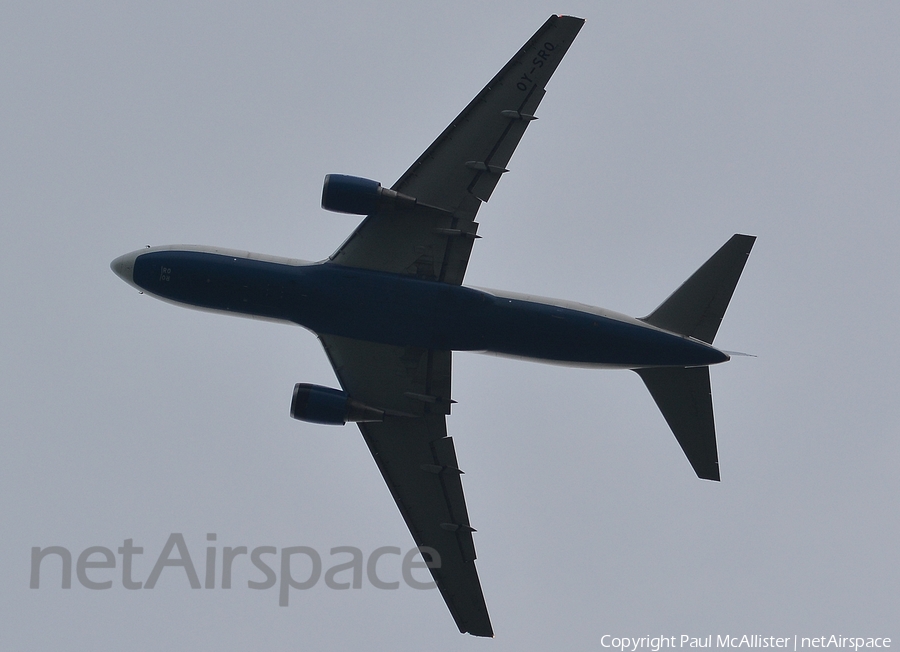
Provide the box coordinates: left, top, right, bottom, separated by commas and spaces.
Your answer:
641, 234, 756, 344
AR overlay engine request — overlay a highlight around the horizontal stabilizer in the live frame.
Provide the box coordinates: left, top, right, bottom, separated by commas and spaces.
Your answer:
635, 366, 720, 481
642, 234, 756, 344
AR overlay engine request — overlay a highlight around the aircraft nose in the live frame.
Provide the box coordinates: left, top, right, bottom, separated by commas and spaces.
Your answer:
110, 251, 139, 288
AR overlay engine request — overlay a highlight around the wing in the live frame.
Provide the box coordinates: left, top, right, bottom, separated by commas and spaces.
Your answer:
318, 333, 492, 637
329, 15, 585, 285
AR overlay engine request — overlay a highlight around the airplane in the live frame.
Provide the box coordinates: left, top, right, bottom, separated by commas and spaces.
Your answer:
111, 15, 754, 638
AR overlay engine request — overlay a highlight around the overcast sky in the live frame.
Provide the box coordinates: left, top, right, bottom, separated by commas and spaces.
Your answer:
2, 2, 898, 650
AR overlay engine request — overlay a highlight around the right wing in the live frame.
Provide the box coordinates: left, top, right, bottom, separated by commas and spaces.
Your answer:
329, 15, 585, 285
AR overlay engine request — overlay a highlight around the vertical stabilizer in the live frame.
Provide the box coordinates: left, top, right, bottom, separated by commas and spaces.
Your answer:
641, 234, 755, 344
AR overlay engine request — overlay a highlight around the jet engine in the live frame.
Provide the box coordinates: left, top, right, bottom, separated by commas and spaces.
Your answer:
321, 174, 416, 215
290, 383, 384, 425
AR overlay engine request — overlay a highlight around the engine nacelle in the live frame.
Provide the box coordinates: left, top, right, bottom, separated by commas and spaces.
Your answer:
321, 174, 416, 215
290, 383, 384, 425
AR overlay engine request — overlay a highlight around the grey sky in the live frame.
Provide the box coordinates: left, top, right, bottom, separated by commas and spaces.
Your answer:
2, 2, 898, 649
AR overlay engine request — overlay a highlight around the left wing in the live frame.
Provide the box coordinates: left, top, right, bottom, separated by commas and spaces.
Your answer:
329, 15, 585, 285
318, 334, 492, 637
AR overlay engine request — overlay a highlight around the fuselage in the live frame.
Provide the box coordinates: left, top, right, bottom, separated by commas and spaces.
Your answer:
111, 245, 729, 369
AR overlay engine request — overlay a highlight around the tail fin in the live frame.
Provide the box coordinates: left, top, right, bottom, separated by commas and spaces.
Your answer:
636, 234, 756, 481
635, 366, 719, 480
641, 234, 756, 344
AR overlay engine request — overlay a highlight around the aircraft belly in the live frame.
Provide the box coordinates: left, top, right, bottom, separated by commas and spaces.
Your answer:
131, 251, 724, 368
133, 250, 301, 323
108, 14, 759, 636
300, 267, 726, 368
468, 296, 725, 368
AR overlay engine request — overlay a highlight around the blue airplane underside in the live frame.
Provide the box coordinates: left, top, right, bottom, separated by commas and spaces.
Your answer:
123, 248, 728, 369
111, 16, 755, 638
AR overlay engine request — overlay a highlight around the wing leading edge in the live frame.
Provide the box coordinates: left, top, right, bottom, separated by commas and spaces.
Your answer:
329, 15, 585, 285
